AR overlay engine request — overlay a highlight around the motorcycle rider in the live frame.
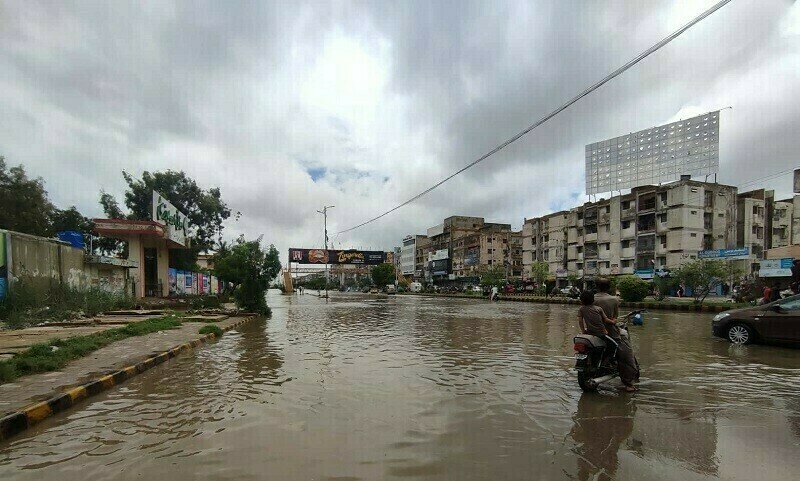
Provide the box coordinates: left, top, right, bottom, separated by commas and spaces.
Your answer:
578, 290, 619, 363
490, 285, 499, 302
593, 278, 639, 391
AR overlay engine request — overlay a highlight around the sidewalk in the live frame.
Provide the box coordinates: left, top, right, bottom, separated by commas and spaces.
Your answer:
0, 314, 255, 441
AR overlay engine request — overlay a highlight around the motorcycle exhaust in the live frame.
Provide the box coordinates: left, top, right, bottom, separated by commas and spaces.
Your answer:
589, 373, 616, 386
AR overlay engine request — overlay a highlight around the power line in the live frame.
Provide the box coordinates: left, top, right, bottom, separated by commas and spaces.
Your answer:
337, 0, 734, 235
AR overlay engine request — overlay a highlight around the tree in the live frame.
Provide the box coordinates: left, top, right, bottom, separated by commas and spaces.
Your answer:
567, 273, 579, 288
616, 275, 651, 302
530, 261, 550, 286
100, 170, 234, 270
371, 263, 396, 287
673, 259, 737, 304
49, 206, 93, 235
0, 157, 54, 237
212, 236, 281, 314
480, 265, 506, 287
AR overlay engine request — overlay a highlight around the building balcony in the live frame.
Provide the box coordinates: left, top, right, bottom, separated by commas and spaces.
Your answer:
656, 244, 668, 255
621, 208, 636, 219
599, 266, 611, 276
621, 247, 635, 258
585, 232, 598, 242
599, 250, 611, 260
621, 226, 636, 238
621, 266, 635, 275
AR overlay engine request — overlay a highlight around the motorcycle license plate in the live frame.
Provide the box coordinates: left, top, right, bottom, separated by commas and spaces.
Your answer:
575, 354, 588, 360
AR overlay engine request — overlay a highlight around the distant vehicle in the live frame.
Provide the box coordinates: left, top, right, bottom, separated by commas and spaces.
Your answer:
386, 284, 396, 294
369, 287, 379, 294
712, 294, 800, 346
409, 282, 422, 292
361, 286, 371, 293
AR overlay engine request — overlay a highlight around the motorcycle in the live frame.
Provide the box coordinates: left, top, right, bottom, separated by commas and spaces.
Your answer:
572, 310, 643, 392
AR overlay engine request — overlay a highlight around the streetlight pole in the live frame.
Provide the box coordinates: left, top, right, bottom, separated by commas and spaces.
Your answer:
317, 205, 335, 299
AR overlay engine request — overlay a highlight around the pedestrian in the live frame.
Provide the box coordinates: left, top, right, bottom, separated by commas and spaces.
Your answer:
677, 283, 685, 298
762, 285, 772, 305
490, 285, 499, 302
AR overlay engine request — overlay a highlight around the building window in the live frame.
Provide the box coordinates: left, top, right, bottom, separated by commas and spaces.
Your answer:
622, 240, 631, 248
690, 233, 697, 237
605, 225, 610, 232
690, 210, 697, 215
718, 213, 724, 218
658, 213, 667, 223
622, 220, 631, 229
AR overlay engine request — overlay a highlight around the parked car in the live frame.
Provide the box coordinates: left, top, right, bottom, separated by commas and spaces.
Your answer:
385, 284, 396, 294
409, 282, 422, 293
712, 294, 800, 345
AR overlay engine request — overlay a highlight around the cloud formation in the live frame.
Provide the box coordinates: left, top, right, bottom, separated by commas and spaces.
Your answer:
1, 0, 798, 258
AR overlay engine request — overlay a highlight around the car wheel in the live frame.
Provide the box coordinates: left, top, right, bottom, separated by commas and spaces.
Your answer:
727, 323, 753, 345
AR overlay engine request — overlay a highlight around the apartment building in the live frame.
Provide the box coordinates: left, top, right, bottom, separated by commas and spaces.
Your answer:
737, 189, 770, 259
771, 198, 794, 249
414, 236, 430, 280
523, 176, 738, 282
522, 211, 569, 278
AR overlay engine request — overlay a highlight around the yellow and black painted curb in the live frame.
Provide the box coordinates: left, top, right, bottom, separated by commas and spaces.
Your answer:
0, 315, 255, 442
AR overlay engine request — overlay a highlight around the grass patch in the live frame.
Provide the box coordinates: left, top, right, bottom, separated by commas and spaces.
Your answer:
199, 324, 223, 337
0, 315, 182, 384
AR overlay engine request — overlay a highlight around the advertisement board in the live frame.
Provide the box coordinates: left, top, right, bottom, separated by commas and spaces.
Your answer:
288, 248, 385, 265
168, 268, 177, 296
464, 249, 480, 266
430, 259, 449, 276
203, 274, 210, 294
176, 271, 185, 295
152, 191, 189, 246
759, 258, 794, 278
430, 249, 448, 262
184, 272, 192, 293
0, 232, 7, 301
192, 272, 199, 294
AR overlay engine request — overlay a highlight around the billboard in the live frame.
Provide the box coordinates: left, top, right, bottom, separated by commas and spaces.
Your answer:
794, 169, 800, 194
759, 258, 794, 278
289, 248, 385, 265
585, 111, 720, 195
168, 268, 177, 296
0, 232, 6, 300
152, 191, 189, 246
464, 248, 480, 266
430, 259, 449, 275
184, 272, 192, 292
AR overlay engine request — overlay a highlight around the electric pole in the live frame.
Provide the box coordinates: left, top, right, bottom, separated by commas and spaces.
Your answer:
317, 205, 335, 299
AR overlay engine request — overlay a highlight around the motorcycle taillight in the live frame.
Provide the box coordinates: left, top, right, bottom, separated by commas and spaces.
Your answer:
573, 343, 587, 353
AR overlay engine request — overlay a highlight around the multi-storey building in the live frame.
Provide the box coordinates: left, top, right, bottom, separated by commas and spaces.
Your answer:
400, 235, 427, 278
737, 189, 769, 260
524, 176, 739, 283
414, 236, 430, 279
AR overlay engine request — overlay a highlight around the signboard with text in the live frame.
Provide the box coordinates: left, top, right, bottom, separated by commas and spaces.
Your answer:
289, 248, 386, 265
698, 247, 750, 260
759, 258, 794, 278
152, 191, 189, 246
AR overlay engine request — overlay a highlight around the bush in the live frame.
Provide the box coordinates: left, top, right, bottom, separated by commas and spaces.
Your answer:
234, 278, 271, 315
199, 324, 224, 337
0, 277, 135, 329
615, 275, 651, 302
190, 295, 221, 309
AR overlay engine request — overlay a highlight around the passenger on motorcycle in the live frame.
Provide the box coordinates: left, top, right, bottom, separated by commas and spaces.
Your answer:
579, 291, 636, 392
592, 279, 639, 392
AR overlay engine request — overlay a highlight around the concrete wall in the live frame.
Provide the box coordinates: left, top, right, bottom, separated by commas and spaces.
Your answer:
4, 230, 87, 292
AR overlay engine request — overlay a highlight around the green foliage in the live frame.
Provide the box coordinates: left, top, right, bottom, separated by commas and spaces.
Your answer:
0, 277, 136, 328
0, 315, 182, 383
358, 276, 372, 288
213, 236, 279, 315
189, 295, 221, 309
530, 261, 550, 284
0, 158, 93, 239
480, 265, 506, 287
199, 324, 224, 337
673, 259, 738, 304
0, 157, 53, 236
567, 273, 579, 287
371, 263, 396, 287
615, 275, 651, 302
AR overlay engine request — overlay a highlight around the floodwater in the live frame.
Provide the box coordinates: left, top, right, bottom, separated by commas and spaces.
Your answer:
2, 292, 800, 481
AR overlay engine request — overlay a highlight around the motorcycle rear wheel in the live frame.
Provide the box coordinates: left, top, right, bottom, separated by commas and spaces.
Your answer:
577, 371, 597, 392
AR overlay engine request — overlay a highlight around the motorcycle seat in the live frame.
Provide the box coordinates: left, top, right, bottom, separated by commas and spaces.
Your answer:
573, 334, 607, 348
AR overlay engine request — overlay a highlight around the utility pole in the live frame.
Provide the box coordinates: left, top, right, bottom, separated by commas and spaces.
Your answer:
317, 205, 334, 299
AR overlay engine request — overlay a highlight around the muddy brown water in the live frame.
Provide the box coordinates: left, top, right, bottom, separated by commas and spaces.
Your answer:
2, 292, 799, 480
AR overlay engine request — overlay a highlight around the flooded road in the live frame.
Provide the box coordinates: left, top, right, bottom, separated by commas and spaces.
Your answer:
2, 291, 800, 480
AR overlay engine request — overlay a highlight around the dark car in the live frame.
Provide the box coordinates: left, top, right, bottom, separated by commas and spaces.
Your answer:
712, 294, 800, 345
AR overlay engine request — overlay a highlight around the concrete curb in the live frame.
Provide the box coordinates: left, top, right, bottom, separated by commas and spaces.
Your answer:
401, 292, 735, 313
0, 316, 256, 442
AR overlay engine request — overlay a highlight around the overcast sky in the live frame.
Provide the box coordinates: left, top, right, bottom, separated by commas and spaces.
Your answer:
1, 0, 798, 257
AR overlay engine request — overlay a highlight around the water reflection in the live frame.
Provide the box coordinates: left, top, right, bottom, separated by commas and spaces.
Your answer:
570, 393, 635, 481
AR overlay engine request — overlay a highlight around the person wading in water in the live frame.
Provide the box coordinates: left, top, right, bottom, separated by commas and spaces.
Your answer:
592, 278, 639, 391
